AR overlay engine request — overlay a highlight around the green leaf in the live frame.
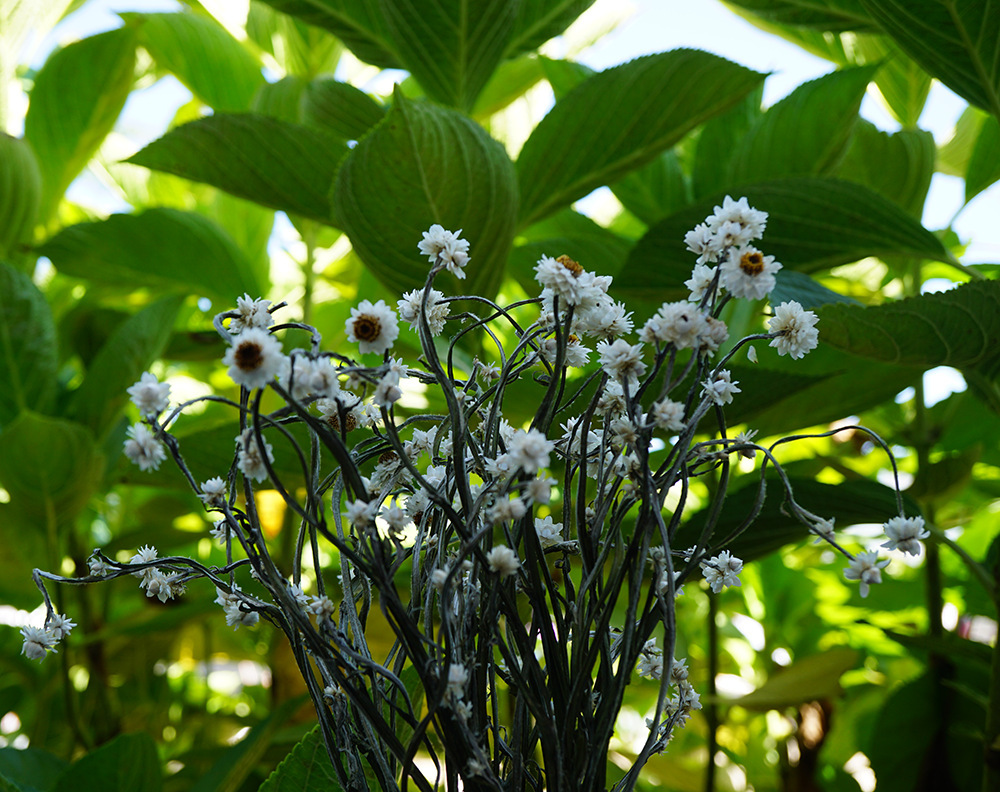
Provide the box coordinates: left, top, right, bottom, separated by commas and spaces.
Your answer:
23, 27, 137, 222
252, 76, 309, 124
937, 106, 985, 178
0, 133, 42, 259
246, 2, 343, 79
610, 150, 691, 226
850, 33, 931, 127
860, 0, 1000, 119
729, 648, 858, 709
0, 411, 104, 529
0, 747, 68, 792
691, 85, 764, 199
301, 78, 386, 139
0, 263, 57, 428
834, 121, 934, 216
259, 726, 342, 792
254, 0, 399, 69
471, 55, 546, 120
68, 296, 183, 435
123, 12, 264, 112
728, 65, 877, 184
721, 0, 876, 30
966, 115, 1000, 203
333, 88, 517, 299
506, 0, 597, 57
615, 177, 954, 303
538, 56, 595, 99
816, 280, 1000, 372
866, 673, 941, 792
770, 270, 861, 309
40, 209, 264, 303
380, 0, 516, 110
54, 733, 162, 792
516, 50, 766, 227
127, 114, 345, 223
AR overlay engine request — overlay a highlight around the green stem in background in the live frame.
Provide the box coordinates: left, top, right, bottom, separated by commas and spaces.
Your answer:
704, 589, 719, 792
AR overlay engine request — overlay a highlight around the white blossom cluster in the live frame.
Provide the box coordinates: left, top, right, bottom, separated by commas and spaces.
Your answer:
20, 613, 75, 661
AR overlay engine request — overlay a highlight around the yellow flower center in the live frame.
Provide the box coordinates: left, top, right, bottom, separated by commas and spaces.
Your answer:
557, 254, 583, 276
739, 251, 765, 276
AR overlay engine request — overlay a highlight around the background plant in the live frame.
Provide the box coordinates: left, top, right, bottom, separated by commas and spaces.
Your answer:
0, 0, 998, 790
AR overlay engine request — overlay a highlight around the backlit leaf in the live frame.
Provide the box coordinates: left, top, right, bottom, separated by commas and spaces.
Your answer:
507, 0, 597, 56
721, 0, 876, 30
301, 78, 386, 139
516, 50, 765, 227
729, 648, 858, 709
966, 115, 1000, 203
258, 726, 341, 792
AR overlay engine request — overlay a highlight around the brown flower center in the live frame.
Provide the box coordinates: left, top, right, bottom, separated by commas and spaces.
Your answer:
739, 251, 765, 276
353, 315, 381, 342
557, 254, 583, 276
235, 341, 264, 371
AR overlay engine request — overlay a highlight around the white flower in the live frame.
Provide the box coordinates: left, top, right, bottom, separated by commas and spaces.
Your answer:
597, 339, 647, 385
705, 195, 768, 242
223, 328, 285, 390
882, 515, 929, 556
130, 544, 158, 575
701, 550, 743, 593
701, 369, 740, 405
640, 302, 708, 349
732, 429, 758, 459
446, 663, 469, 701
539, 335, 591, 368
637, 639, 664, 680
46, 613, 76, 641
398, 288, 450, 335
308, 595, 336, 621
811, 516, 836, 544
20, 626, 57, 661
651, 399, 686, 432
685, 264, 718, 302
346, 498, 377, 528
843, 551, 889, 597
581, 300, 633, 339
216, 586, 259, 630
418, 225, 470, 278
373, 372, 402, 407
346, 299, 399, 356
127, 372, 170, 418
534, 255, 592, 306
720, 245, 781, 300
486, 544, 521, 578
200, 477, 227, 507
534, 515, 563, 548
235, 427, 274, 483
489, 496, 527, 524
430, 568, 448, 590
88, 555, 110, 576
747, 345, 758, 363
768, 300, 819, 359
123, 423, 166, 472
229, 294, 273, 334
508, 429, 554, 475
380, 502, 409, 534
143, 569, 185, 602
684, 223, 722, 265
524, 476, 555, 504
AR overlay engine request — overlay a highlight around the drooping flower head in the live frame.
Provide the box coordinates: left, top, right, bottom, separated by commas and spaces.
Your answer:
124, 423, 166, 472
843, 551, 889, 597
418, 225, 470, 279
345, 299, 399, 356
881, 515, 929, 556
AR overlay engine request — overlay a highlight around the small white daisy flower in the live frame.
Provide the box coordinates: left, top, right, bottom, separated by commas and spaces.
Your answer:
701, 550, 743, 593
20, 626, 57, 661
486, 544, 521, 578
418, 225, 470, 278
882, 515, 929, 556
597, 339, 647, 385
123, 423, 166, 472
229, 294, 274, 334
844, 551, 889, 597
701, 369, 741, 405
768, 300, 819, 359
398, 288, 450, 335
346, 299, 399, 356
720, 245, 781, 300
651, 399, 686, 432
200, 477, 227, 507
127, 372, 170, 418
235, 427, 274, 483
223, 328, 285, 390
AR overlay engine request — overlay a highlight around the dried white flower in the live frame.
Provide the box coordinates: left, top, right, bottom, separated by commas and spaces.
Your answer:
720, 245, 781, 300
123, 423, 166, 472
486, 544, 521, 578
346, 299, 399, 356
768, 300, 819, 359
235, 427, 274, 483
229, 294, 274, 334
701, 550, 743, 593
418, 225, 470, 279
223, 328, 285, 390
127, 372, 170, 418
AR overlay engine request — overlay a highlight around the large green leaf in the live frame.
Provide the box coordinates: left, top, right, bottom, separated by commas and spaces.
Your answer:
23, 27, 137, 222
937, 106, 984, 178
471, 55, 546, 120
54, 733, 161, 792
380, 0, 516, 111
0, 263, 57, 428
966, 114, 1000, 203
722, 0, 876, 30
40, 209, 264, 303
816, 280, 1000, 374
254, 0, 399, 69
0, 411, 104, 529
729, 648, 858, 709
728, 65, 877, 183
258, 726, 341, 792
123, 12, 263, 112
859, 0, 1000, 119
333, 89, 517, 299
0, 747, 68, 792
610, 150, 691, 226
506, 0, 597, 56
615, 177, 954, 303
834, 121, 935, 216
515, 50, 766, 227
128, 114, 344, 222
849, 33, 931, 127
301, 78, 386, 139
691, 85, 764, 199
68, 296, 184, 435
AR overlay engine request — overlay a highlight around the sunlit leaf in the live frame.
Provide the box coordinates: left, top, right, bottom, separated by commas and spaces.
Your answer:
937, 106, 984, 178
68, 296, 184, 435
246, 2, 343, 78
333, 88, 517, 299
507, 0, 597, 56
123, 12, 264, 112
23, 27, 137, 222
850, 33, 931, 127
40, 209, 264, 303
258, 726, 341, 792
128, 114, 345, 223
691, 85, 763, 199
0, 134, 42, 258
301, 78, 386, 139
610, 150, 691, 226
721, 0, 876, 30
966, 115, 1000, 203
516, 50, 765, 226
728, 65, 877, 183
0, 262, 57, 428
538, 56, 594, 98
859, 0, 1000, 118
728, 648, 858, 709
770, 270, 861, 308
472, 55, 546, 120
